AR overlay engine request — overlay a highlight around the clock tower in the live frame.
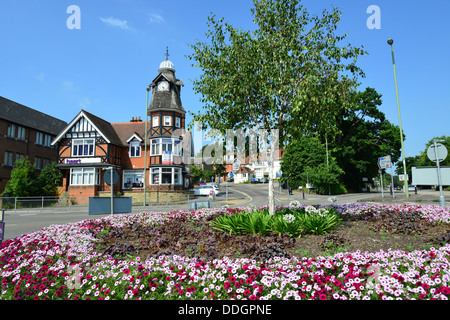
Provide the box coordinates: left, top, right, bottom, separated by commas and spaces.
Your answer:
146, 49, 192, 191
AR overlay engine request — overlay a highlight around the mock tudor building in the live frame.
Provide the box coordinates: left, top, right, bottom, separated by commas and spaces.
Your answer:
51, 57, 194, 200
0, 96, 67, 193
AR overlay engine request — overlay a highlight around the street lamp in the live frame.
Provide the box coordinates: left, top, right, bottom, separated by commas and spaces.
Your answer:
144, 85, 151, 206
387, 38, 409, 198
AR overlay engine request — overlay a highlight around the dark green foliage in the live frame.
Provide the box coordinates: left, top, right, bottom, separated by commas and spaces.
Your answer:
2, 157, 39, 197
2, 158, 63, 198
280, 136, 344, 194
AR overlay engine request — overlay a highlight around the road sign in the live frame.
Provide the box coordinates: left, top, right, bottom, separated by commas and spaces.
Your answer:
232, 158, 241, 172
378, 155, 391, 169
399, 174, 408, 181
104, 169, 119, 186
427, 143, 448, 163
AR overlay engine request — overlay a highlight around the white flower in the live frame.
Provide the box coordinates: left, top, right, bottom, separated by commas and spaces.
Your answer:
283, 214, 296, 224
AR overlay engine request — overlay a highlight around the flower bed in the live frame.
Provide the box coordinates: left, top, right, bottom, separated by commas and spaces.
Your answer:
1, 203, 450, 300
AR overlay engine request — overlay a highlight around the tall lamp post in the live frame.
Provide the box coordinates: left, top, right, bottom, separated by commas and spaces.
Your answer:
144, 85, 151, 206
388, 38, 409, 199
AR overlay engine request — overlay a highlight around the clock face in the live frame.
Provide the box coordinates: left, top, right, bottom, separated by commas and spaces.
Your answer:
158, 81, 169, 91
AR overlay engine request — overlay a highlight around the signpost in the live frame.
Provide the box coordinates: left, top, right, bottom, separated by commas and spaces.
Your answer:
104, 167, 118, 215
0, 209, 4, 244
378, 155, 394, 198
427, 141, 448, 207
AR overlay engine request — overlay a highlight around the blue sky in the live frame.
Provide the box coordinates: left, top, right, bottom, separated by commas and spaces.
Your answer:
1, 0, 449, 161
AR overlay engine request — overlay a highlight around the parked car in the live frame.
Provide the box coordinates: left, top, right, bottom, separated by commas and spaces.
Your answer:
192, 185, 219, 196
226, 178, 234, 182
261, 177, 269, 183
408, 185, 416, 191
196, 181, 207, 186
251, 178, 262, 184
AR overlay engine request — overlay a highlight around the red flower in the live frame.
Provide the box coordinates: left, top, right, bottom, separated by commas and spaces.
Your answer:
244, 289, 251, 296
124, 269, 130, 275
429, 251, 436, 258
319, 294, 327, 300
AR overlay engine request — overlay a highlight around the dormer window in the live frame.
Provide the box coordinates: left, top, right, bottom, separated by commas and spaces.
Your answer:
175, 117, 181, 128
129, 142, 141, 157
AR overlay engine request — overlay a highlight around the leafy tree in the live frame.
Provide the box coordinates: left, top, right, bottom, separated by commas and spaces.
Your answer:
37, 161, 63, 196
280, 136, 344, 194
1, 157, 39, 197
331, 87, 402, 192
416, 136, 450, 167
188, 0, 366, 214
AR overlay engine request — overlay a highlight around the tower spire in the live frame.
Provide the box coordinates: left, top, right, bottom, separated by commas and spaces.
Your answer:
165, 46, 169, 60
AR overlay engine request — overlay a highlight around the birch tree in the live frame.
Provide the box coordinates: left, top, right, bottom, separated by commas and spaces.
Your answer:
188, 0, 366, 215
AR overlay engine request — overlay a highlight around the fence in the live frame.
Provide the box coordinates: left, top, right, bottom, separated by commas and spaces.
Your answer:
0, 190, 247, 211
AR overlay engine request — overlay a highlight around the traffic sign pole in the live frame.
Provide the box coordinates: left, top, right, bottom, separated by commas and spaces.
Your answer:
434, 140, 446, 207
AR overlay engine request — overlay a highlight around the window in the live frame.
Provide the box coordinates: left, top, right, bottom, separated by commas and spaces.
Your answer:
17, 126, 25, 140
35, 157, 42, 170
129, 142, 141, 157
36, 132, 43, 145
44, 134, 52, 147
70, 168, 100, 185
123, 170, 144, 189
16, 154, 24, 162
175, 117, 181, 128
7, 124, 15, 138
72, 139, 95, 156
4, 152, 14, 166
151, 139, 161, 156
161, 168, 172, 184
151, 168, 160, 184
151, 138, 182, 156
150, 167, 182, 185
164, 116, 171, 126
152, 116, 159, 127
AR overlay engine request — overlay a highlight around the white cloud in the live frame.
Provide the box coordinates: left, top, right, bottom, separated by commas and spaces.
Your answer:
79, 97, 91, 110
62, 80, 76, 91
35, 73, 45, 82
149, 13, 165, 24
100, 16, 133, 30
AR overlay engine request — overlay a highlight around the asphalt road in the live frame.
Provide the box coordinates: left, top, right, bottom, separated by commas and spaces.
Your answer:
2, 183, 448, 241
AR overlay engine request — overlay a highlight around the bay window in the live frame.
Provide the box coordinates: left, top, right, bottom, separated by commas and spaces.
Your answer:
70, 168, 100, 185
150, 138, 182, 156
150, 167, 182, 185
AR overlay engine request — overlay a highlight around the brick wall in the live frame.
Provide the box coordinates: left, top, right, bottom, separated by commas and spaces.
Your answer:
0, 118, 59, 194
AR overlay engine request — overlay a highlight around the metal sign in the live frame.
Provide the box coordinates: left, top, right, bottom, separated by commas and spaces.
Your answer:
378, 155, 391, 169
412, 166, 450, 185
399, 174, 409, 181
427, 143, 448, 163
232, 158, 241, 172
104, 169, 119, 186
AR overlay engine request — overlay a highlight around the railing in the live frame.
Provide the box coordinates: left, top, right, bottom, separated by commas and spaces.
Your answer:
0, 191, 247, 211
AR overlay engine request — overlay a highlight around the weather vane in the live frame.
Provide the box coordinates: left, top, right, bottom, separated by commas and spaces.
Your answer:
165, 46, 169, 60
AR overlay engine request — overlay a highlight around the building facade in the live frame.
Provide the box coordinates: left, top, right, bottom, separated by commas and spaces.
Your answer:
0, 97, 67, 194
51, 58, 194, 200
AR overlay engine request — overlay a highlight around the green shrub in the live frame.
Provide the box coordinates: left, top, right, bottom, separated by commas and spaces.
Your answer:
210, 206, 342, 237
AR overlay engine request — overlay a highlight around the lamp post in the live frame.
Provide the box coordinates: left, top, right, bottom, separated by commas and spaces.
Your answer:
144, 85, 151, 206
388, 38, 409, 198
